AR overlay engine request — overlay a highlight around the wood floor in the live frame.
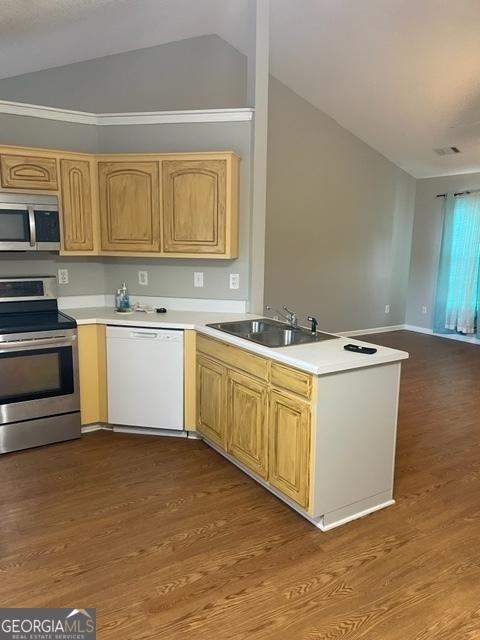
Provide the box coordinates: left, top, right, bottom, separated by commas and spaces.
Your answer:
1, 331, 480, 639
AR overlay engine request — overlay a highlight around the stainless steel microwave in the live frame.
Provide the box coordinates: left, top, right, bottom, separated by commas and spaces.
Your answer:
0, 193, 60, 251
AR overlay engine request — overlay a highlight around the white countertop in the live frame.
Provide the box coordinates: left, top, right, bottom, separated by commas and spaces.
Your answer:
64, 307, 409, 375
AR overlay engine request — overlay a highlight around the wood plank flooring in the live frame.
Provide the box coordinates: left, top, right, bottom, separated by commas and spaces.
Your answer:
1, 330, 480, 639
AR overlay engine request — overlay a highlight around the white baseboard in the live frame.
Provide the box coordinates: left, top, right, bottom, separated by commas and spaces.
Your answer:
82, 423, 202, 438
340, 323, 480, 347
406, 324, 480, 345
112, 425, 188, 438
81, 424, 112, 433
403, 324, 433, 335
319, 499, 395, 531
338, 324, 405, 337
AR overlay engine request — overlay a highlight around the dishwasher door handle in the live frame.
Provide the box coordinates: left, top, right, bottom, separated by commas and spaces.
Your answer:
130, 331, 158, 339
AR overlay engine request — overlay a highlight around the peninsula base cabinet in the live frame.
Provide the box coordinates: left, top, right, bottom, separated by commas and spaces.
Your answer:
269, 390, 311, 508
197, 355, 226, 448
227, 370, 268, 479
196, 334, 402, 531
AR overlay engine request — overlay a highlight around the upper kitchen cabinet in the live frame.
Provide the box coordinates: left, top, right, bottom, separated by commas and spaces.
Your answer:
0, 153, 58, 190
0, 145, 240, 259
162, 154, 239, 258
59, 157, 96, 253
98, 160, 160, 253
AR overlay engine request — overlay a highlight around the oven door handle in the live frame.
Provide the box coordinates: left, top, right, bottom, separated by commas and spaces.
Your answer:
0, 335, 76, 351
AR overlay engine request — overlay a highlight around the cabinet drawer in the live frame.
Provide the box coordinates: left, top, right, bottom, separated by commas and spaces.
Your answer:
271, 362, 312, 400
197, 334, 269, 382
1, 154, 58, 190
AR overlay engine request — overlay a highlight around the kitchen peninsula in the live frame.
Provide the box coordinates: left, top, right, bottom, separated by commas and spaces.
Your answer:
66, 306, 408, 531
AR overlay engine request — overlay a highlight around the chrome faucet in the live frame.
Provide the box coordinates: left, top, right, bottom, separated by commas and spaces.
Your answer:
265, 305, 298, 328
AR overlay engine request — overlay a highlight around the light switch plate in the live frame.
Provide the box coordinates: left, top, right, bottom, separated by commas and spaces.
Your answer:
229, 273, 240, 290
384, 304, 390, 314
194, 272, 204, 288
138, 270, 148, 286
58, 268, 69, 285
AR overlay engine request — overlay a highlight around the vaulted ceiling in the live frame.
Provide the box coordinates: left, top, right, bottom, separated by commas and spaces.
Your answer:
0, 0, 250, 78
1, 0, 480, 178
269, 0, 480, 178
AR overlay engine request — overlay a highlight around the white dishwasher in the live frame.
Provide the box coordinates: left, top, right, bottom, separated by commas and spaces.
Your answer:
107, 326, 184, 431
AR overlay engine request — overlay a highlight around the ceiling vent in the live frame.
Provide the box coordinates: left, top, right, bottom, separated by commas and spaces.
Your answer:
434, 146, 461, 156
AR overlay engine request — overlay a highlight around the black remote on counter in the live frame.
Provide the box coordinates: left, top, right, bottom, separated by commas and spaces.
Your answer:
344, 344, 377, 355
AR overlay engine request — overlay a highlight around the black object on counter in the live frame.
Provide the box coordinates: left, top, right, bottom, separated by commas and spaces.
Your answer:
156, 307, 167, 313
344, 344, 377, 355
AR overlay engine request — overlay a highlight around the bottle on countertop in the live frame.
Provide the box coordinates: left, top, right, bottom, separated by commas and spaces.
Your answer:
115, 288, 122, 311
120, 281, 130, 310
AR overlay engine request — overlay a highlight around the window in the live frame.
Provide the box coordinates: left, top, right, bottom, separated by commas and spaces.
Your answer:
434, 192, 480, 336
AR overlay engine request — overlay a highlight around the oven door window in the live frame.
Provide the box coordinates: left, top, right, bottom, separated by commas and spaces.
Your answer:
0, 208, 30, 242
0, 347, 74, 404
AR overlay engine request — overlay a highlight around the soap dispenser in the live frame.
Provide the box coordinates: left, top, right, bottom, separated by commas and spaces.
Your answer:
120, 282, 130, 310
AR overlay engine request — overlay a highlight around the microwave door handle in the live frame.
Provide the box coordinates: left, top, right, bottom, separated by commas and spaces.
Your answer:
27, 206, 36, 247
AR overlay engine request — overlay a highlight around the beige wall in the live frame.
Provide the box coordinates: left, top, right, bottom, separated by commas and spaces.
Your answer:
0, 37, 251, 302
0, 35, 247, 111
0, 37, 422, 321
264, 77, 416, 333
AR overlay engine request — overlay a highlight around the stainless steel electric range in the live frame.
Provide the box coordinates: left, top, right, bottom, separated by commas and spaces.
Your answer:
0, 276, 80, 454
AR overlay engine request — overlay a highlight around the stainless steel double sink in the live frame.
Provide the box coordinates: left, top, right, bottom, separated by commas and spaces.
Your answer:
206, 318, 338, 348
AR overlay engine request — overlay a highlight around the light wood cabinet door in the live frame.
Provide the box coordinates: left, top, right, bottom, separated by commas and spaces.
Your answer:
197, 355, 226, 448
78, 324, 107, 426
60, 158, 95, 252
269, 391, 311, 508
0, 153, 58, 190
227, 370, 268, 478
162, 159, 227, 254
98, 161, 160, 252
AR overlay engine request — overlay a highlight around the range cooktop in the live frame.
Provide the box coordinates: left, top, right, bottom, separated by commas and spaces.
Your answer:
0, 310, 76, 335
0, 277, 76, 336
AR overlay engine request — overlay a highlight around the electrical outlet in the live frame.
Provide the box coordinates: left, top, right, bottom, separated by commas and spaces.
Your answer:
422, 305, 428, 314
229, 273, 240, 290
385, 304, 390, 314
58, 268, 69, 285
194, 272, 204, 288
138, 270, 148, 286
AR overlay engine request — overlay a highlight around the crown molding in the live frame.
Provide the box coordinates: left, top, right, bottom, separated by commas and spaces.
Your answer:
0, 100, 254, 126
